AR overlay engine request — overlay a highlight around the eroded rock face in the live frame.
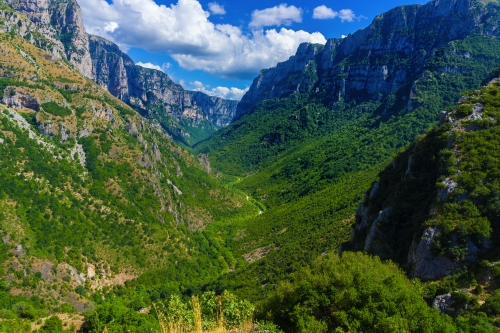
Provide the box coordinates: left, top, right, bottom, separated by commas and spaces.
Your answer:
88, 35, 238, 128
364, 207, 392, 253
236, 43, 324, 119
4, 0, 93, 79
236, 0, 500, 117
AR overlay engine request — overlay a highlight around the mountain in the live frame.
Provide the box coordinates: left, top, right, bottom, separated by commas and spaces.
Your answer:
2, 0, 93, 79
89, 35, 238, 147
196, 0, 500, 300
236, 0, 500, 118
349, 78, 500, 280
4, 0, 500, 331
0, 11, 258, 327
1, 0, 238, 147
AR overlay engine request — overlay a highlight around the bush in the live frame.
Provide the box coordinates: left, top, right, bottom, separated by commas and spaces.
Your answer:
41, 102, 72, 117
455, 104, 473, 118
481, 290, 500, 316
258, 252, 456, 333
75, 285, 86, 296
39, 316, 64, 333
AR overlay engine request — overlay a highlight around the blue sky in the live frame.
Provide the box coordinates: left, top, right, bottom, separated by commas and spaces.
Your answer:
79, 0, 428, 99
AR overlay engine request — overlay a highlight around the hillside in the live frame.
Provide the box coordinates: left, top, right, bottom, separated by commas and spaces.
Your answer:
0, 24, 258, 330
194, 0, 500, 299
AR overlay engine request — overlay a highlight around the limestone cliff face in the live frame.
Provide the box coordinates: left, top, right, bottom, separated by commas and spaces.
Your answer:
4, 0, 93, 78
89, 35, 238, 129
237, 0, 500, 118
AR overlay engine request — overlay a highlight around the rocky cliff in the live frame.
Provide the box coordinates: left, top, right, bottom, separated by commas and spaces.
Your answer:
1, 0, 238, 146
348, 78, 500, 280
3, 0, 93, 78
89, 35, 238, 131
236, 0, 500, 118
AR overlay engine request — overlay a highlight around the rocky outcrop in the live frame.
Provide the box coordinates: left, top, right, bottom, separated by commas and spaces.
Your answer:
89, 35, 238, 128
236, 43, 324, 119
432, 293, 454, 315
4, 0, 93, 78
2, 90, 40, 110
237, 0, 500, 117
350, 82, 496, 280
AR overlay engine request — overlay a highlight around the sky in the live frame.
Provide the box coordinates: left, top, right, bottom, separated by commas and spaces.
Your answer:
79, 0, 429, 100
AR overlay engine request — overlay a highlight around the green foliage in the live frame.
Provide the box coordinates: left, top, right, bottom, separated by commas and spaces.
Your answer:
258, 252, 456, 333
75, 285, 86, 297
456, 104, 473, 118
38, 316, 64, 333
430, 201, 491, 257
481, 290, 500, 316
455, 313, 496, 333
84, 300, 158, 333
84, 290, 256, 333
41, 102, 72, 117
0, 78, 44, 99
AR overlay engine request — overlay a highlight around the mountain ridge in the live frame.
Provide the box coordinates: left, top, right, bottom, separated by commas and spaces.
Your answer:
1, 0, 239, 146
236, 0, 500, 118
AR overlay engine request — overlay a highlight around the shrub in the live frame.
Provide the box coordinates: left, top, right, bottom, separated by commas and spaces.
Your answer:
41, 102, 72, 117
258, 252, 456, 333
481, 290, 500, 316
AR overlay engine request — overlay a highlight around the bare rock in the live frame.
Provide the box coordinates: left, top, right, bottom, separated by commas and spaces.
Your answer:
364, 207, 392, 252
14, 244, 24, 256
408, 227, 454, 280
355, 203, 370, 231
2, 90, 40, 111
433, 293, 453, 315
87, 264, 96, 279
369, 182, 379, 199
437, 178, 458, 202
198, 153, 211, 174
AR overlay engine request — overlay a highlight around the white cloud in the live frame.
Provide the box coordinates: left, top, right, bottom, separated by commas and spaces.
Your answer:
103, 21, 119, 32
189, 82, 249, 101
312, 5, 337, 20
79, 0, 326, 79
312, 5, 363, 22
249, 4, 302, 27
208, 2, 225, 15
136, 62, 164, 72
338, 9, 356, 22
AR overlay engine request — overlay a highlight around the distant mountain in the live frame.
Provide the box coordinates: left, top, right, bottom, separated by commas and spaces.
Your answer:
1, 0, 238, 146
89, 35, 238, 146
236, 0, 500, 118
